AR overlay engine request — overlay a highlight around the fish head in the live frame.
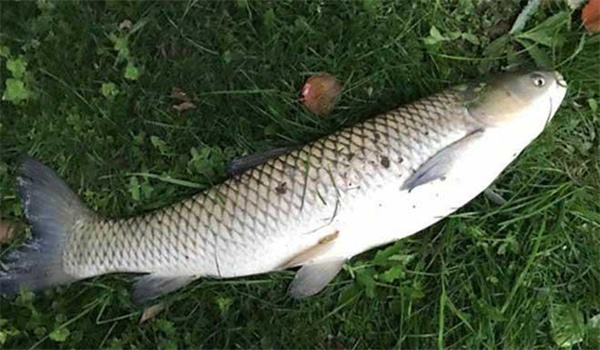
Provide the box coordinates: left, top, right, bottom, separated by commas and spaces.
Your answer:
464, 70, 567, 129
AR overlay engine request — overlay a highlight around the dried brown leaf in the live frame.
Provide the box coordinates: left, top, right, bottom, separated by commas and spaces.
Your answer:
0, 220, 20, 243
139, 303, 166, 324
172, 101, 197, 113
170, 87, 191, 102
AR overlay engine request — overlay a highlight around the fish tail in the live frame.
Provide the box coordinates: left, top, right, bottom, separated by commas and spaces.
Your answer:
0, 158, 91, 295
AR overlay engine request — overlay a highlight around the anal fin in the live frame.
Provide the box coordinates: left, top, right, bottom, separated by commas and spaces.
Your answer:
132, 275, 195, 304
280, 230, 344, 299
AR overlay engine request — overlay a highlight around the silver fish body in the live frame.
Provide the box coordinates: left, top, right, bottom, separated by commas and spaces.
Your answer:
66, 90, 471, 277
1, 70, 567, 302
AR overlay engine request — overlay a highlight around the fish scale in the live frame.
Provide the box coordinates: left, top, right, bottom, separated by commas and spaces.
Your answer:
2, 70, 566, 303
59, 90, 471, 279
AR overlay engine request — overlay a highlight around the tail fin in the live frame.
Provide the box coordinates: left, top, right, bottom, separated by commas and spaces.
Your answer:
0, 158, 90, 296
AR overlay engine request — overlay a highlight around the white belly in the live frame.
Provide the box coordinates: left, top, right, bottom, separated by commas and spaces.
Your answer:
325, 127, 524, 260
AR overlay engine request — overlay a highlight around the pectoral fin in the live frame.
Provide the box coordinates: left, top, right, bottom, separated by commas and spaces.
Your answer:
401, 129, 484, 192
132, 275, 195, 304
288, 259, 345, 299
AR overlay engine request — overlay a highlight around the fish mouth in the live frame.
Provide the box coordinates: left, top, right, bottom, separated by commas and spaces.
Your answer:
555, 71, 567, 88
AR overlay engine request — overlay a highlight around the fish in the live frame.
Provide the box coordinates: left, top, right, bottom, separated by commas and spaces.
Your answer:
0, 70, 567, 304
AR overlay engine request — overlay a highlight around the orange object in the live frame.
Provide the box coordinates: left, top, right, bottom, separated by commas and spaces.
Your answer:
301, 73, 342, 116
582, 0, 600, 33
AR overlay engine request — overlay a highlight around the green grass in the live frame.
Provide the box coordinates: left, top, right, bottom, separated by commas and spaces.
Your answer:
1, 0, 599, 348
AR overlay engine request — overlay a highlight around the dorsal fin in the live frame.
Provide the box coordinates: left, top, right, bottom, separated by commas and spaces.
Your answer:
226, 146, 296, 177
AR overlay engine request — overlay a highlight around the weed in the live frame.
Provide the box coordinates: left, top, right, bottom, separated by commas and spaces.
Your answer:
0, 1, 598, 348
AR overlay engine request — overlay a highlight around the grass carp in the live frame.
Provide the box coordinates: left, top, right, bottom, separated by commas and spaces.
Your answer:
0, 70, 567, 303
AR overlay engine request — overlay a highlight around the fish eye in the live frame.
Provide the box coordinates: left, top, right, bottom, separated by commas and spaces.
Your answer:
531, 74, 546, 88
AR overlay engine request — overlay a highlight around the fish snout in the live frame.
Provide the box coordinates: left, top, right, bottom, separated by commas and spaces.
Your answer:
554, 71, 567, 88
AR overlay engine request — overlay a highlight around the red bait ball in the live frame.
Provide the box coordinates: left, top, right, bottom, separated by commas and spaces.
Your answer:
301, 73, 342, 116
583, 0, 600, 33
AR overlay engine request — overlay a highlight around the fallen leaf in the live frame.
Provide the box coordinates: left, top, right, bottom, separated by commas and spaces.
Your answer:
0, 219, 20, 243
301, 73, 342, 116
119, 19, 132, 30
172, 101, 197, 113
139, 303, 166, 323
583, 0, 600, 33
170, 87, 191, 102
